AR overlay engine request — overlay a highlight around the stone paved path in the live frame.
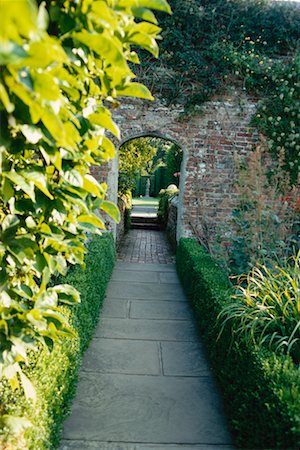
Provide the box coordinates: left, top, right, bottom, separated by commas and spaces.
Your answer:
60, 230, 233, 450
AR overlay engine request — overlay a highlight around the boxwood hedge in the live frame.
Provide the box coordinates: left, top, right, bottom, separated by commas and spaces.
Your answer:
176, 238, 300, 449
0, 233, 115, 450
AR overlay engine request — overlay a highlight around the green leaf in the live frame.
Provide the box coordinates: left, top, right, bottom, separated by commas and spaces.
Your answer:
83, 174, 105, 198
40, 107, 64, 142
23, 170, 54, 200
88, 107, 120, 139
100, 200, 121, 223
136, 0, 171, 14
116, 82, 154, 100
0, 0, 38, 40
19, 370, 37, 404
4, 171, 36, 201
0, 82, 14, 112
78, 214, 105, 229
128, 31, 159, 57
2, 214, 19, 231
63, 170, 83, 187
33, 72, 60, 101
35, 290, 58, 309
52, 284, 80, 304
100, 136, 116, 159
2, 177, 14, 203
132, 7, 158, 24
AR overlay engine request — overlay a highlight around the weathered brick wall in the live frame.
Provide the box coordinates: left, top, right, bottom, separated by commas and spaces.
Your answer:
98, 92, 259, 242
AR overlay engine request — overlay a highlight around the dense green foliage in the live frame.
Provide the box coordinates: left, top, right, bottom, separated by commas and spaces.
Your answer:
158, 184, 178, 225
165, 143, 182, 187
177, 238, 300, 449
118, 137, 158, 194
0, 0, 170, 413
0, 233, 115, 449
138, 0, 300, 179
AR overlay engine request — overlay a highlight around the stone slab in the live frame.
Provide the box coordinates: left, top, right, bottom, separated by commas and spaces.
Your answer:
161, 341, 211, 377
101, 299, 128, 318
111, 270, 160, 283
159, 272, 180, 284
95, 318, 198, 341
130, 300, 192, 320
82, 338, 160, 375
115, 262, 176, 273
60, 441, 233, 450
62, 373, 232, 444
106, 281, 185, 301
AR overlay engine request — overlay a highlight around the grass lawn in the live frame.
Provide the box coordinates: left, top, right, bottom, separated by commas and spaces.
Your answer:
132, 197, 159, 207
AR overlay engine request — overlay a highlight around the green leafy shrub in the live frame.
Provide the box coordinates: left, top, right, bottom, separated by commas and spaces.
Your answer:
158, 184, 178, 225
0, 0, 170, 427
220, 252, 300, 364
253, 53, 300, 183
165, 143, 182, 186
118, 138, 158, 195
176, 238, 300, 449
0, 233, 115, 450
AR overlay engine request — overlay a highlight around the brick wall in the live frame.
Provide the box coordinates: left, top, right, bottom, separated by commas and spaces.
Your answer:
95, 92, 260, 242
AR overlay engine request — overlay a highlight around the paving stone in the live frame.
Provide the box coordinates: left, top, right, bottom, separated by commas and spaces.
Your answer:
161, 341, 211, 377
82, 339, 160, 375
60, 441, 233, 449
106, 281, 185, 301
159, 272, 181, 284
130, 300, 192, 320
95, 318, 198, 341
62, 373, 232, 445
101, 299, 128, 318
115, 262, 176, 272
111, 270, 160, 283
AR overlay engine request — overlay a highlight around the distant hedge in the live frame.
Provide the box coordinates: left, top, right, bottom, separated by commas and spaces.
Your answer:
0, 233, 115, 450
176, 238, 300, 449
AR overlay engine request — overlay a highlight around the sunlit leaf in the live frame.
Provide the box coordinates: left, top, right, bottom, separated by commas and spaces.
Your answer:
116, 82, 154, 100
100, 200, 121, 223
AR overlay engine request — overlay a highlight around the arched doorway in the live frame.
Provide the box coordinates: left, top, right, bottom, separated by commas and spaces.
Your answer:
116, 132, 186, 246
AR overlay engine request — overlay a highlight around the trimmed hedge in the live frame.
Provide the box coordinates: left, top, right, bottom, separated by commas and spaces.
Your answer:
176, 238, 300, 449
0, 233, 115, 450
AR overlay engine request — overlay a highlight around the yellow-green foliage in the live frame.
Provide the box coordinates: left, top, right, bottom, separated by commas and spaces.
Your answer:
0, 233, 115, 449
0, 0, 170, 405
0, 0, 170, 442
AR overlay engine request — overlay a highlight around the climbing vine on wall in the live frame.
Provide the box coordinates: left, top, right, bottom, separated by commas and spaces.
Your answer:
136, 0, 300, 181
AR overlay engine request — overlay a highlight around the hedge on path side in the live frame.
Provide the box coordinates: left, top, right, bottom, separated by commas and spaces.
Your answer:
176, 238, 300, 449
0, 233, 115, 450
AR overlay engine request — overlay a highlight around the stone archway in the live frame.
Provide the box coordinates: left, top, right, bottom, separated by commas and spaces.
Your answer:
96, 92, 259, 243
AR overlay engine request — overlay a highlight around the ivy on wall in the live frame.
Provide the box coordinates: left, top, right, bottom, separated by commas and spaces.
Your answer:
137, 0, 300, 181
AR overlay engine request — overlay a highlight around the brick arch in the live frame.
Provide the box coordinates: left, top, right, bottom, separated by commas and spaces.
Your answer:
103, 94, 259, 242
118, 130, 187, 241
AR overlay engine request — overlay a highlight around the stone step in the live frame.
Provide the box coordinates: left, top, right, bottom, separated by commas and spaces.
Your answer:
131, 222, 161, 230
